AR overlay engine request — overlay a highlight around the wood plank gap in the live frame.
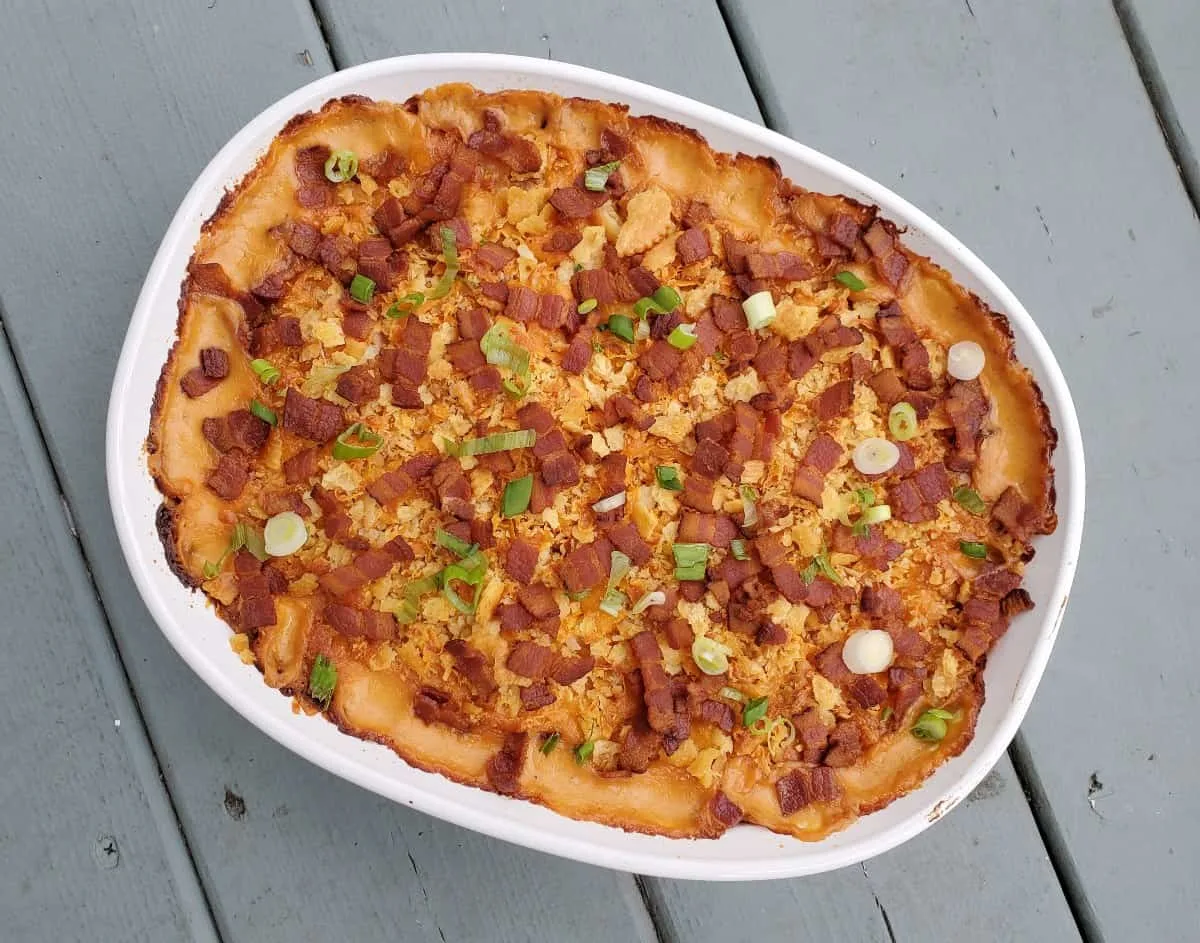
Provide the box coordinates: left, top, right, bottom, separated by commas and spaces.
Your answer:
714, 0, 774, 126
1112, 0, 1200, 219
1010, 732, 1105, 943
0, 312, 225, 943
305, 0, 342, 71
632, 875, 672, 943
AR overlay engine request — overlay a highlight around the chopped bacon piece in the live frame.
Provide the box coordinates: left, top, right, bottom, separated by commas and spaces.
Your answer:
788, 341, 817, 379
770, 564, 807, 604
497, 602, 533, 631
752, 533, 788, 568
517, 583, 560, 623
445, 639, 497, 697
412, 686, 470, 731
710, 295, 746, 333
199, 347, 229, 380
504, 285, 539, 323
550, 653, 594, 685
662, 618, 693, 650
992, 486, 1040, 542
603, 394, 654, 431
281, 389, 342, 443
540, 449, 581, 487
824, 721, 864, 767
239, 575, 276, 631
804, 433, 843, 474
679, 476, 715, 512
325, 603, 396, 641
914, 463, 951, 503
485, 731, 528, 796
506, 641, 556, 679
281, 219, 322, 259
972, 565, 1022, 599
695, 698, 735, 734
628, 265, 661, 298
722, 233, 752, 273
945, 380, 989, 470
206, 451, 249, 500
957, 624, 994, 662
756, 621, 788, 646
605, 521, 651, 566
638, 340, 682, 382
745, 250, 812, 281
549, 186, 605, 219
517, 402, 555, 434
776, 767, 841, 815
334, 364, 379, 405
847, 675, 887, 709
544, 228, 582, 253
505, 539, 539, 585
867, 368, 908, 405
829, 213, 863, 249
813, 641, 853, 684
712, 556, 760, 591
468, 114, 543, 173
180, 368, 221, 398
203, 410, 271, 455
356, 235, 395, 289
676, 227, 712, 265
875, 302, 917, 348
311, 485, 352, 540
618, 720, 661, 773
561, 334, 593, 375
431, 458, 474, 520
1001, 587, 1035, 619
900, 340, 933, 390
861, 583, 902, 618
630, 631, 676, 734
558, 539, 612, 593
793, 708, 830, 764
294, 145, 334, 208
455, 306, 492, 341
703, 791, 744, 834
692, 438, 730, 480
521, 682, 555, 711
792, 465, 825, 505
815, 379, 854, 420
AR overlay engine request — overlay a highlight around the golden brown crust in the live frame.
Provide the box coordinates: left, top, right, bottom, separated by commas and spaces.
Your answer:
147, 84, 1056, 841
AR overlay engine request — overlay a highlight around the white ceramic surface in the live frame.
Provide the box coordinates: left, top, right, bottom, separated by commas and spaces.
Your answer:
106, 53, 1084, 880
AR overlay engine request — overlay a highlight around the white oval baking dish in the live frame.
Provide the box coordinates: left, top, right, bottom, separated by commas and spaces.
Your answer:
107, 53, 1084, 880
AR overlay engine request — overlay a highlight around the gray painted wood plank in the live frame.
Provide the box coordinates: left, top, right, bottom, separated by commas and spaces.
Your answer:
0, 329, 205, 942
1122, 0, 1200, 202
727, 0, 1200, 938
322, 4, 1078, 942
0, 2, 657, 941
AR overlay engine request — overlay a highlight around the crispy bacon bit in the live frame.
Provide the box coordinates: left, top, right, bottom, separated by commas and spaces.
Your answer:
1001, 587, 1035, 619
847, 675, 887, 709
356, 235, 395, 290
498, 601, 533, 631
662, 617, 693, 651
506, 640, 556, 679
679, 475, 715, 512
793, 708, 830, 764
412, 686, 470, 731
550, 186, 605, 219
863, 220, 910, 288
517, 583, 559, 624
867, 368, 907, 405
431, 458, 475, 520
180, 368, 221, 399
558, 537, 613, 593
468, 113, 543, 173
332, 364, 378, 406
829, 213, 863, 249
239, 572, 276, 631
325, 603, 396, 641
638, 340, 682, 382
692, 438, 730, 480
605, 521, 651, 566
521, 682, 555, 711
603, 394, 654, 432
551, 653, 594, 685
365, 453, 438, 507
504, 285, 539, 323
824, 722, 864, 767
281, 389, 343, 443
206, 450, 249, 500
709, 295, 745, 333
445, 639, 497, 698
311, 485, 352, 540
505, 539, 539, 585
618, 720, 661, 773
294, 145, 334, 208
777, 767, 841, 815
945, 379, 989, 470
630, 631, 677, 734
861, 583, 902, 619
745, 250, 812, 282
815, 379, 854, 420
202, 410, 270, 455
991, 485, 1043, 542
280, 219, 322, 259
676, 227, 712, 266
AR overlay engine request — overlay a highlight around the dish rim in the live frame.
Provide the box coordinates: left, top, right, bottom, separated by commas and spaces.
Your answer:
106, 51, 1085, 880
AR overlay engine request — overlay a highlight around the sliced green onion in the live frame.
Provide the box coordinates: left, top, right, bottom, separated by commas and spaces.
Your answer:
541, 732, 560, 755
802, 546, 842, 585
607, 551, 632, 590
445, 428, 536, 457
768, 717, 797, 758
577, 298, 598, 315
953, 487, 987, 515
630, 590, 666, 614
332, 422, 383, 460
854, 487, 876, 508
435, 528, 476, 558
854, 505, 892, 532
602, 314, 635, 343
202, 522, 248, 577
566, 588, 592, 602
743, 695, 769, 727
880, 706, 894, 723
503, 475, 534, 518
243, 525, 268, 562
912, 710, 950, 742
655, 465, 683, 492
730, 539, 749, 561
502, 376, 529, 399
926, 708, 956, 720
718, 685, 745, 703
740, 485, 758, 529
202, 559, 221, 580
323, 149, 358, 183
480, 323, 531, 375
249, 399, 277, 426
591, 491, 627, 514
264, 511, 308, 557
960, 540, 989, 559
599, 588, 627, 616
748, 715, 771, 737
391, 575, 440, 625
742, 290, 777, 331
835, 270, 867, 291
250, 358, 281, 385
583, 159, 620, 192
653, 285, 682, 311
427, 226, 460, 300
889, 402, 919, 441
308, 654, 337, 708
633, 297, 661, 318
384, 292, 424, 318
349, 273, 375, 304
691, 636, 730, 675
574, 739, 596, 765
673, 542, 710, 581
667, 324, 697, 350
441, 552, 489, 614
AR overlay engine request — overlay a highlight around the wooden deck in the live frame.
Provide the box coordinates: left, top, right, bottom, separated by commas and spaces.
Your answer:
2, 1, 1194, 939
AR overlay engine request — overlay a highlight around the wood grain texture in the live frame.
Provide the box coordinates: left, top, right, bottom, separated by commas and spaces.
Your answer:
320, 4, 1077, 942
1121, 0, 1200, 203
0, 2, 657, 940
726, 0, 1200, 937
0, 330, 206, 942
